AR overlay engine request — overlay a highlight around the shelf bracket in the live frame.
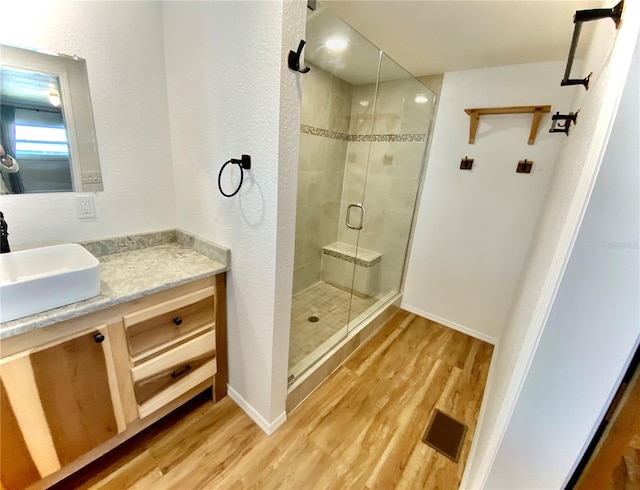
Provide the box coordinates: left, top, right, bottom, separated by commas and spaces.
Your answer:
464, 105, 552, 145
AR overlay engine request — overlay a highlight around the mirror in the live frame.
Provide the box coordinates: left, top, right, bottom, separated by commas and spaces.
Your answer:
0, 44, 103, 194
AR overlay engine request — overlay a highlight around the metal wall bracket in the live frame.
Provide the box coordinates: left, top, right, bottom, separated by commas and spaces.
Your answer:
549, 111, 579, 136
561, 0, 624, 90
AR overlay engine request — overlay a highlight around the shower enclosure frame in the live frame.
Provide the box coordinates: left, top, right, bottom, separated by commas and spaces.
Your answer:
287, 2, 438, 408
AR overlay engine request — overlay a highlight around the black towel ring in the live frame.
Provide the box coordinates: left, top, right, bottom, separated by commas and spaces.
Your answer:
218, 155, 251, 198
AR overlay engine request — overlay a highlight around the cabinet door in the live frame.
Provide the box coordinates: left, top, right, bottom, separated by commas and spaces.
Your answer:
0, 326, 125, 489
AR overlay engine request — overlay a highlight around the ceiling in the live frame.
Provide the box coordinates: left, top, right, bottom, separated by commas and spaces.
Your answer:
318, 0, 604, 79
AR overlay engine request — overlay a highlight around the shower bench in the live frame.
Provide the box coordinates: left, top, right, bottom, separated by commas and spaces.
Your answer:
321, 242, 381, 298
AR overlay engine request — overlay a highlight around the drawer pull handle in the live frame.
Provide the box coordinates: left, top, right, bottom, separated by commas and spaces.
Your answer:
171, 364, 192, 379
94, 333, 105, 344
173, 316, 183, 326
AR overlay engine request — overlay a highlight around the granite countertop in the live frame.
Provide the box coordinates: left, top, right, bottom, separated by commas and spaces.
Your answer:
0, 233, 229, 340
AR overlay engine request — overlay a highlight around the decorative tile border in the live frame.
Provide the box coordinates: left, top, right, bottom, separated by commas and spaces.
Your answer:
300, 124, 425, 143
322, 247, 381, 268
300, 124, 348, 141
349, 133, 425, 142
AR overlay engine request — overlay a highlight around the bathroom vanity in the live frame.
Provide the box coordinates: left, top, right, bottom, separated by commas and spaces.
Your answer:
0, 238, 228, 489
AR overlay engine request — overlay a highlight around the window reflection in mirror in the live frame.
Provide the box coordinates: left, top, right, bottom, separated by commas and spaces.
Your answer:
0, 45, 103, 194
1, 67, 72, 193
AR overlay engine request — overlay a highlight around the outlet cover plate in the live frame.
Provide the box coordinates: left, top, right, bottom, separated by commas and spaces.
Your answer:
75, 195, 96, 219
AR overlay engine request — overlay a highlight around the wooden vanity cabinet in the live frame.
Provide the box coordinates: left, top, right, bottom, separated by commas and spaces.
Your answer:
0, 273, 227, 490
125, 287, 215, 362
0, 326, 125, 489
123, 285, 218, 419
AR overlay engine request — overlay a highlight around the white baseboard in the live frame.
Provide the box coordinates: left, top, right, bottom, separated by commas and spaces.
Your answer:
401, 303, 498, 345
459, 342, 500, 489
227, 385, 287, 435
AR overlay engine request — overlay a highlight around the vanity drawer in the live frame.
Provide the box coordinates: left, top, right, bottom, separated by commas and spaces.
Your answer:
131, 330, 216, 418
124, 286, 215, 362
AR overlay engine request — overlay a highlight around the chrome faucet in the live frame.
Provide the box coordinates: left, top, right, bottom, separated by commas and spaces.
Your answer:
0, 211, 10, 253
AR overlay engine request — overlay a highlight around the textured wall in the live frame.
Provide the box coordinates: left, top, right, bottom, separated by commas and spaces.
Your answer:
272, 0, 307, 419
0, 2, 176, 245
464, 4, 640, 486
403, 61, 569, 342
163, 0, 304, 429
485, 34, 639, 489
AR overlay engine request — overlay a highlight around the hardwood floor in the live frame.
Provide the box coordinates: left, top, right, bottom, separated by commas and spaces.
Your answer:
575, 356, 640, 489
54, 310, 493, 490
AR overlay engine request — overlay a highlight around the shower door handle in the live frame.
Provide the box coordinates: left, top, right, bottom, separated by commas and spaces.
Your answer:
346, 203, 366, 230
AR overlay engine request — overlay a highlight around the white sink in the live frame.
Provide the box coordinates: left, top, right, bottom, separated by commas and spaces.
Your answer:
0, 243, 100, 323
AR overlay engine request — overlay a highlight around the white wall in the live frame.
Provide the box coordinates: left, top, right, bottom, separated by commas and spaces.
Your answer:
464, 2, 640, 486
162, 0, 304, 431
485, 34, 639, 488
403, 61, 569, 343
0, 2, 176, 245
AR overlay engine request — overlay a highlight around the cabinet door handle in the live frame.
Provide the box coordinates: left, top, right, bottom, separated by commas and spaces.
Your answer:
171, 364, 192, 379
173, 316, 183, 326
94, 333, 105, 343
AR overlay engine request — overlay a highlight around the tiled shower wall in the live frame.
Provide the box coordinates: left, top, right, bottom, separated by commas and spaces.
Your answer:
294, 64, 352, 293
338, 79, 435, 296
294, 65, 435, 296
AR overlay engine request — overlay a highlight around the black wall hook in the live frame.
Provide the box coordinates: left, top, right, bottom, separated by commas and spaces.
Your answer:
517, 159, 534, 174
460, 156, 474, 170
288, 40, 311, 74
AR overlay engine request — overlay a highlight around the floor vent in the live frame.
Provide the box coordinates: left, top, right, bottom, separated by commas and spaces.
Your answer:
422, 409, 467, 463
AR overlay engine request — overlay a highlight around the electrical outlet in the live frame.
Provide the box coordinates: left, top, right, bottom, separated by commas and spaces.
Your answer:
75, 195, 96, 219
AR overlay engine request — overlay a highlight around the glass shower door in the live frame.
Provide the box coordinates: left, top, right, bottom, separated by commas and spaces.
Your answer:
288, 3, 381, 381
348, 53, 437, 330
335, 52, 383, 330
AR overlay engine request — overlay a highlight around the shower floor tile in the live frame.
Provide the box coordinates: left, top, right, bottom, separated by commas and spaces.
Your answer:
289, 281, 377, 371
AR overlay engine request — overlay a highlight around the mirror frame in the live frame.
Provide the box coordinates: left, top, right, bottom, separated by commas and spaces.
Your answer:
1, 44, 103, 192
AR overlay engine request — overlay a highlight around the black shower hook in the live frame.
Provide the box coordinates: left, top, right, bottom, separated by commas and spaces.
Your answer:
288, 40, 311, 74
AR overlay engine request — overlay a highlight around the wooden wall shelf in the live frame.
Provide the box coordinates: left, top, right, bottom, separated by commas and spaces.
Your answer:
464, 105, 552, 145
